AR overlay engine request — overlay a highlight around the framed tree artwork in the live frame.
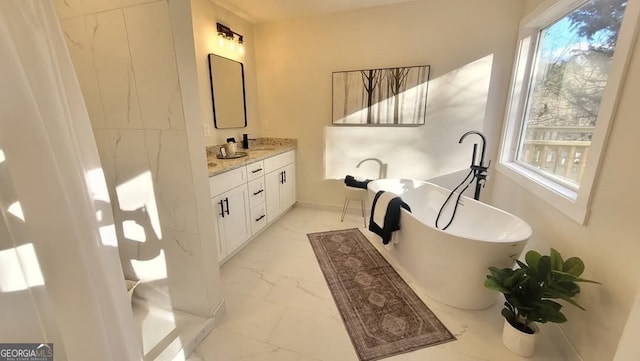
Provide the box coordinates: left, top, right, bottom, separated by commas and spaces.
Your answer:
332, 65, 430, 125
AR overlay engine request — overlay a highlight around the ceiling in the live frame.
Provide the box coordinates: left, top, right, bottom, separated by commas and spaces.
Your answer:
212, 0, 417, 23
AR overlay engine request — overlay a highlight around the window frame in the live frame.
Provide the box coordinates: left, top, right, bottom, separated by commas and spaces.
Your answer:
497, 0, 640, 224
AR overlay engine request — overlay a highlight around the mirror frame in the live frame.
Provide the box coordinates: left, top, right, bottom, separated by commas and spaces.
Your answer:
208, 54, 247, 129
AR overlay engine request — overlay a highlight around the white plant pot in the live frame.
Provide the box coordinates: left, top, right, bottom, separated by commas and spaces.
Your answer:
502, 319, 539, 357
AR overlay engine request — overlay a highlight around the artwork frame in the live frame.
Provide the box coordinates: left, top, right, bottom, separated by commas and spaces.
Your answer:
332, 65, 430, 126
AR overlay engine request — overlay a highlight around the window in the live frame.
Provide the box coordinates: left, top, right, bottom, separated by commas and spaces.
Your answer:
498, 0, 638, 224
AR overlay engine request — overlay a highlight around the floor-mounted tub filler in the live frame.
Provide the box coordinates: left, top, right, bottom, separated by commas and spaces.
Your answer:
367, 179, 532, 310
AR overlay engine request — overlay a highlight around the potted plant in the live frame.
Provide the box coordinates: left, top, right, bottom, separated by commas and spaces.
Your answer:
484, 248, 600, 357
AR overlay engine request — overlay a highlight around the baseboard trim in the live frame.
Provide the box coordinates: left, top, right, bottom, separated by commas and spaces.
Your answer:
296, 201, 371, 215
295, 201, 341, 212
171, 300, 226, 361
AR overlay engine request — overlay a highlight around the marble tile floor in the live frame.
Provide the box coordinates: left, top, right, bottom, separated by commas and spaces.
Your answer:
132, 298, 208, 361
187, 205, 568, 361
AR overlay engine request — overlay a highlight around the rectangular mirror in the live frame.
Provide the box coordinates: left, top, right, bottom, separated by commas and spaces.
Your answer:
208, 54, 247, 129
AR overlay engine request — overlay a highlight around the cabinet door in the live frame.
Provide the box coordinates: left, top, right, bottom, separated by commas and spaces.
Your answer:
211, 196, 227, 261
213, 185, 251, 261
265, 169, 282, 224
280, 163, 296, 210
265, 163, 296, 223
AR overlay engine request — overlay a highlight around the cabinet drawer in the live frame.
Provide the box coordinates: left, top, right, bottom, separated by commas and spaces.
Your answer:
264, 150, 295, 173
247, 160, 265, 181
209, 167, 247, 196
250, 203, 267, 235
247, 178, 265, 208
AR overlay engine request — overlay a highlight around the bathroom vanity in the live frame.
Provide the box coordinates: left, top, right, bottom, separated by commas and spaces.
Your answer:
207, 139, 296, 263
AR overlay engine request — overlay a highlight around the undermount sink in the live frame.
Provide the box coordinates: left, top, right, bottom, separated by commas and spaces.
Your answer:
216, 151, 248, 160
250, 147, 276, 151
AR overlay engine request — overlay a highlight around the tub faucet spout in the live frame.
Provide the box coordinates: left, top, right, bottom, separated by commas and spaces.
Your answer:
458, 131, 490, 200
459, 130, 487, 168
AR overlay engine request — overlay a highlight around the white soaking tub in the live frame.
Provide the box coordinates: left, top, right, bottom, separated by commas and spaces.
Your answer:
367, 179, 532, 310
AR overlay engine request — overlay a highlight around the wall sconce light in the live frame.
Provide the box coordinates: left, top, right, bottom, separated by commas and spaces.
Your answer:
217, 22, 244, 54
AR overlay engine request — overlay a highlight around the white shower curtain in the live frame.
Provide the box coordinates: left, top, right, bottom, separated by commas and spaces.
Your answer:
0, 1, 140, 360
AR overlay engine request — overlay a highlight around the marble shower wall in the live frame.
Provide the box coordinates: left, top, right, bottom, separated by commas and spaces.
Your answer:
55, 0, 219, 318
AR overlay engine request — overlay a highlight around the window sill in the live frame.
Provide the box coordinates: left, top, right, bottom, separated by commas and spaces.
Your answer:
496, 161, 588, 225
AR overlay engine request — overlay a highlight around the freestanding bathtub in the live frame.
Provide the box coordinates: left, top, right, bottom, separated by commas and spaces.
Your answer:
367, 179, 532, 310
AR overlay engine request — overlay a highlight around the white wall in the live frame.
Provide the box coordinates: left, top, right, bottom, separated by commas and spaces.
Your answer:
191, 0, 262, 146
613, 288, 640, 360
55, 0, 223, 319
253, 0, 524, 207
524, 0, 545, 15
490, 26, 640, 360
252, 0, 640, 359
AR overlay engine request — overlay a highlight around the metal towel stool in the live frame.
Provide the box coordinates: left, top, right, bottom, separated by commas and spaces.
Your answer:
340, 184, 368, 227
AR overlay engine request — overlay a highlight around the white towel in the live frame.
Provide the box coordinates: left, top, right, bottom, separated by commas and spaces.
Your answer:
373, 191, 396, 228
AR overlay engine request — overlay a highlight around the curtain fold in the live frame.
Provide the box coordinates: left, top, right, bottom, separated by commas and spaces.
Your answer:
0, 1, 141, 360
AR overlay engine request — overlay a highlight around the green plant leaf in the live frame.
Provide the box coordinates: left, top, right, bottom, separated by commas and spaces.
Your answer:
501, 307, 516, 325
552, 270, 601, 284
563, 257, 585, 276
516, 260, 529, 271
488, 267, 514, 281
487, 266, 504, 277
549, 280, 581, 297
505, 268, 526, 288
487, 248, 599, 325
545, 288, 586, 310
538, 255, 552, 283
484, 278, 511, 294
541, 299, 563, 311
503, 301, 517, 320
508, 291, 535, 311
532, 300, 568, 323
550, 248, 563, 271
525, 250, 542, 271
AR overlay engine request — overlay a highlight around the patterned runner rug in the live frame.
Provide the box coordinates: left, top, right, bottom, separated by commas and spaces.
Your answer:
308, 228, 455, 361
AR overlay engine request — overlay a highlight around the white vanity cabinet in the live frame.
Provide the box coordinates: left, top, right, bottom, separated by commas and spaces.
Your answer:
209, 167, 251, 262
265, 150, 296, 223
209, 149, 296, 263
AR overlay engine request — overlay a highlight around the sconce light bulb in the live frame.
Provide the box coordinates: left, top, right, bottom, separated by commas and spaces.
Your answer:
238, 43, 245, 55
218, 36, 225, 47
229, 41, 235, 50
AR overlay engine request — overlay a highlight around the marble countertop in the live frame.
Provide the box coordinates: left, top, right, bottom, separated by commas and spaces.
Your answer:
206, 138, 297, 177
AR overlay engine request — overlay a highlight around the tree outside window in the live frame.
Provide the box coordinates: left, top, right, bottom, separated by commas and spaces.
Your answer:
516, 0, 627, 189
